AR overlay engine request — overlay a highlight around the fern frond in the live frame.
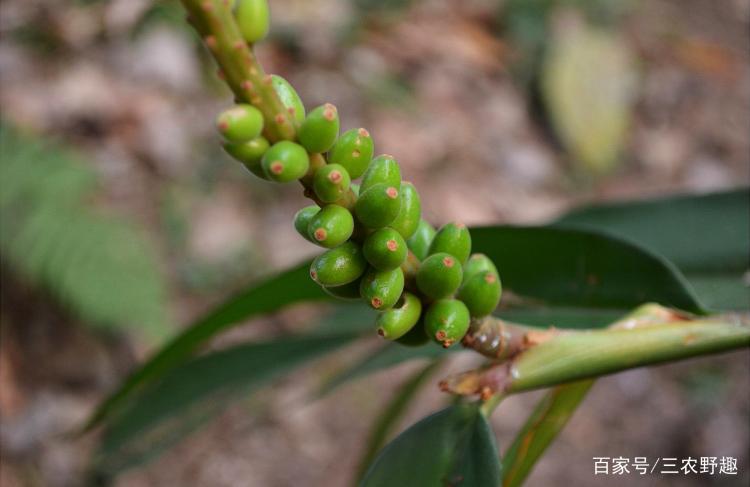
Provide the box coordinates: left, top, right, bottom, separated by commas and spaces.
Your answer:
0, 123, 170, 337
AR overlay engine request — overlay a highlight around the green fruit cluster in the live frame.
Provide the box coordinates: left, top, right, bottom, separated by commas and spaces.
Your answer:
215, 6, 501, 348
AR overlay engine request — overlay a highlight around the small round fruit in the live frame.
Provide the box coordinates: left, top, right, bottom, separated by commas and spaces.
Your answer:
261, 141, 309, 182
299, 103, 339, 153
363, 228, 407, 271
360, 154, 401, 193
390, 182, 421, 240
216, 104, 264, 143
271, 74, 305, 124
424, 299, 470, 347
416, 252, 463, 300
354, 183, 401, 229
235, 0, 270, 43
462, 253, 499, 284
313, 164, 351, 203
310, 242, 367, 287
428, 222, 472, 263
407, 219, 436, 261
328, 128, 373, 179
360, 267, 404, 310
395, 320, 429, 347
223, 136, 270, 178
376, 293, 422, 340
457, 271, 502, 318
322, 279, 362, 301
307, 205, 354, 248
293, 205, 319, 242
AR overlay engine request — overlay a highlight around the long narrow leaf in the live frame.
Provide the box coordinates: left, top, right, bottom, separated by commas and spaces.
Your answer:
93, 331, 358, 475
354, 360, 444, 482
501, 380, 594, 487
83, 261, 325, 431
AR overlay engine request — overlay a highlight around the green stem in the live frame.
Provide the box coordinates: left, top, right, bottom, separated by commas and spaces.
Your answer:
443, 307, 749, 397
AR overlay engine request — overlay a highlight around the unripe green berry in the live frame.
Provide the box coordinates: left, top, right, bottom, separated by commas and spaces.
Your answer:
310, 241, 366, 286
457, 271, 502, 318
322, 279, 362, 301
354, 183, 401, 229
363, 227, 407, 271
293, 205, 319, 242
216, 104, 264, 143
390, 182, 421, 240
329, 128, 373, 179
271, 74, 305, 124
424, 299, 470, 347
313, 164, 351, 203
376, 292, 422, 340
395, 320, 429, 347
416, 252, 463, 300
462, 253, 499, 284
406, 219, 436, 260
307, 205, 354, 248
360, 154, 401, 194
223, 136, 270, 179
299, 103, 340, 153
360, 266, 404, 310
429, 222, 472, 263
235, 0, 270, 43
261, 141, 309, 182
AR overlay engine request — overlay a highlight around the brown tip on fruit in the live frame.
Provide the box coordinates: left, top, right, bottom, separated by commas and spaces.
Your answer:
328, 171, 342, 183
323, 107, 336, 121
233, 40, 244, 50
218, 120, 228, 131
358, 128, 369, 137
438, 380, 450, 392
275, 114, 286, 124
386, 187, 399, 199
240, 80, 253, 91
310, 270, 317, 280
435, 330, 447, 341
313, 228, 327, 241
442, 339, 454, 348
377, 328, 385, 337
386, 239, 398, 252
485, 273, 496, 284
371, 297, 383, 309
270, 162, 284, 174
205, 36, 217, 48
456, 222, 466, 229
287, 107, 296, 116
443, 256, 455, 267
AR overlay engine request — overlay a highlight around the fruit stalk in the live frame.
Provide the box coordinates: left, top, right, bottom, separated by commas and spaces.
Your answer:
182, 0, 295, 141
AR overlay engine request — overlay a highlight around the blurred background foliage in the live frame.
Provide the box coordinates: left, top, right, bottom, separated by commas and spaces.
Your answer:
0, 0, 747, 486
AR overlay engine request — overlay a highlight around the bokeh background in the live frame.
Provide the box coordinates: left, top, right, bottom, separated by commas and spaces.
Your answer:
0, 0, 748, 486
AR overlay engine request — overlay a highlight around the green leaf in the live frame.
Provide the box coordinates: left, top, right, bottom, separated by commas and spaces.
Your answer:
319, 342, 452, 396
94, 332, 358, 476
0, 123, 169, 336
360, 404, 501, 487
355, 360, 443, 482
541, 16, 636, 174
84, 260, 326, 432
471, 225, 704, 314
555, 188, 749, 310
501, 380, 594, 487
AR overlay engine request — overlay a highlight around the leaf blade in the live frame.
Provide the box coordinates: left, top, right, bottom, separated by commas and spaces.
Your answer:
360, 404, 501, 487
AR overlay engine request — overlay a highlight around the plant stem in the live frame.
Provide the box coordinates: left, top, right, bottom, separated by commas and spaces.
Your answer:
444, 305, 749, 397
